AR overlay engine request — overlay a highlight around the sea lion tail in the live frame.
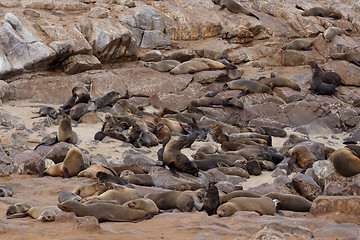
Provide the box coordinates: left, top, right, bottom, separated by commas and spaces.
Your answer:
250, 13, 259, 20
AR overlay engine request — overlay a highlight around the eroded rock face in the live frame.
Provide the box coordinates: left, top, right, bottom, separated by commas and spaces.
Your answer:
292, 173, 322, 201
311, 195, 360, 215
12, 150, 46, 174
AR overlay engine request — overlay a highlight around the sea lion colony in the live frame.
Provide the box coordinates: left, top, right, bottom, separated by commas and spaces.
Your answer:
1, 0, 360, 236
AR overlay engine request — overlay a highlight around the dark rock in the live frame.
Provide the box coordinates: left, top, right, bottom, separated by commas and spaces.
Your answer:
13, 150, 46, 175
292, 173, 322, 201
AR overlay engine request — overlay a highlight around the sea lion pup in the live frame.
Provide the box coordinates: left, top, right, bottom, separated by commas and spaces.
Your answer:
154, 117, 185, 134
94, 131, 127, 142
57, 113, 78, 144
58, 200, 152, 222
282, 38, 313, 51
163, 135, 199, 177
190, 58, 226, 70
258, 77, 301, 91
153, 123, 171, 144
6, 203, 32, 216
125, 198, 159, 214
286, 145, 317, 175
0, 184, 13, 197
219, 190, 262, 203
72, 86, 90, 105
301, 7, 341, 19
142, 60, 181, 72
330, 52, 360, 66
309, 62, 337, 95
330, 148, 360, 177
223, 79, 272, 96
81, 187, 143, 204
217, 196, 276, 217
212, 0, 259, 20
196, 143, 219, 154
202, 182, 220, 216
78, 165, 117, 179
216, 165, 250, 178
121, 174, 154, 186
145, 191, 196, 212
73, 182, 102, 198
31, 106, 58, 119
92, 91, 121, 109
323, 27, 342, 42
58, 191, 82, 203
170, 60, 209, 74
288, 134, 308, 144
7, 206, 61, 222
60, 95, 76, 114
211, 124, 229, 143
96, 171, 128, 185
264, 192, 312, 212
101, 113, 129, 132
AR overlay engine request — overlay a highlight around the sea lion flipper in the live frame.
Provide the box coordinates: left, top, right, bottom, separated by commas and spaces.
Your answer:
31, 115, 42, 119
286, 153, 297, 176
63, 167, 70, 178
352, 61, 360, 66
194, 202, 203, 211
7, 213, 28, 219
218, 6, 225, 11
237, 90, 249, 97
303, 47, 313, 51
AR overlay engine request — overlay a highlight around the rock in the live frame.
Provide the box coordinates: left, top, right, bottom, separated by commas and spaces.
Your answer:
215, 181, 235, 194
337, 108, 358, 128
55, 211, 77, 222
122, 150, 156, 172
78, 111, 102, 124
292, 173, 322, 201
62, 1, 90, 11
12, 150, 46, 175
74, 216, 101, 231
163, 49, 197, 62
189, 39, 232, 60
280, 49, 325, 66
273, 87, 307, 103
312, 34, 357, 58
323, 60, 360, 86
149, 167, 206, 191
294, 141, 326, 159
62, 55, 102, 75
311, 160, 334, 188
22, 0, 55, 10
41, 142, 74, 164
0, 81, 14, 102
0, 146, 12, 164
323, 178, 360, 196
193, 70, 229, 84
191, 232, 222, 240
251, 228, 285, 240
313, 223, 360, 240
248, 183, 293, 195
88, 7, 109, 19
228, 46, 276, 64
264, 223, 314, 239
69, 103, 89, 121
311, 195, 360, 215
0, 164, 15, 177
140, 30, 171, 49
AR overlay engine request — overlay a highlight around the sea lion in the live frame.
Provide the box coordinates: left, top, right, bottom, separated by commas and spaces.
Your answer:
287, 145, 317, 175
212, 0, 259, 20
191, 157, 234, 171
72, 86, 90, 105
0, 185, 13, 197
330, 148, 360, 177
93, 91, 121, 109
81, 188, 143, 204
189, 96, 224, 108
78, 165, 117, 179
264, 192, 312, 212
216, 166, 250, 178
170, 60, 209, 74
302, 7, 341, 19
317, 67, 341, 87
6, 203, 31, 216
309, 61, 337, 95
58, 191, 82, 203
145, 191, 195, 212
282, 38, 312, 50
196, 143, 218, 154
142, 60, 181, 72
217, 196, 276, 217
154, 117, 185, 134
153, 123, 171, 144
125, 198, 159, 214
31, 106, 58, 119
330, 52, 360, 66
245, 160, 262, 176
101, 113, 129, 132
211, 124, 230, 143
57, 114, 78, 144
258, 77, 301, 91
7, 206, 61, 222
122, 174, 154, 186
190, 58, 226, 70
260, 126, 287, 138
94, 131, 127, 142
96, 171, 128, 185
112, 166, 146, 175
163, 136, 199, 176
324, 27, 342, 42
58, 200, 151, 222
224, 79, 272, 96
202, 182, 220, 216
219, 190, 262, 203
62, 147, 84, 178
60, 95, 76, 114
73, 182, 102, 198
234, 138, 268, 145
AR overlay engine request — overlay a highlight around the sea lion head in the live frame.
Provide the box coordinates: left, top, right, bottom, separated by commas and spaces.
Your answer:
184, 160, 199, 177
58, 200, 80, 212
6, 205, 18, 216
39, 210, 57, 222
217, 203, 237, 217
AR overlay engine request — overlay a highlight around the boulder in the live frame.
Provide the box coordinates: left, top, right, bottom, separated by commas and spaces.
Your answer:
62, 55, 102, 75
311, 195, 360, 215
323, 60, 360, 86
280, 49, 325, 66
12, 150, 46, 174
122, 150, 156, 172
292, 173, 322, 201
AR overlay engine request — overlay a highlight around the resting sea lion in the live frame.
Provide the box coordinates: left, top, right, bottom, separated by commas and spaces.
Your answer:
216, 166, 250, 178
58, 200, 151, 222
330, 52, 360, 66
73, 182, 102, 198
302, 7, 341, 19
122, 174, 154, 186
264, 192, 312, 212
72, 86, 90, 105
223, 79, 272, 96
170, 60, 209, 74
81, 188, 143, 204
7, 206, 61, 222
145, 191, 195, 212
93, 91, 121, 109
217, 196, 276, 216
6, 203, 31, 216
62, 147, 85, 178
330, 148, 360, 177
258, 77, 301, 91
0, 185, 13, 197
96, 171, 127, 185
190, 58, 226, 70
287, 145, 317, 175
219, 190, 262, 203
78, 165, 117, 179
60, 95, 76, 114
31, 106, 57, 119
125, 198, 159, 214
282, 38, 312, 50
323, 27, 342, 42
309, 62, 337, 95
212, 0, 259, 20
58, 191, 82, 203
142, 60, 181, 72
57, 114, 78, 144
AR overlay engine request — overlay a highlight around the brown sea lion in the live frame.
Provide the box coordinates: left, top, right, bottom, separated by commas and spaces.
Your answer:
101, 113, 129, 132
31, 106, 58, 119
145, 191, 195, 212
142, 60, 181, 72
302, 7, 341, 19
196, 143, 219, 154
96, 171, 128, 185
163, 136, 199, 176
170, 60, 209, 74
217, 197, 276, 217
81, 188, 143, 204
58, 191, 82, 203
223, 79, 272, 96
62, 147, 84, 178
153, 123, 172, 144
216, 166, 250, 178
282, 38, 312, 50
220, 190, 262, 203
124, 198, 159, 214
57, 114, 78, 144
324, 27, 342, 42
203, 182, 220, 216
60, 95, 76, 114
58, 200, 151, 222
264, 192, 312, 212
6, 203, 31, 216
309, 62, 337, 95
330, 148, 360, 177
112, 166, 146, 175
189, 97, 224, 108
190, 58, 226, 70
72, 86, 90, 105
93, 91, 121, 109
317, 67, 341, 87
330, 52, 360, 66
154, 117, 185, 134
73, 182, 102, 198
258, 77, 301, 91
94, 131, 127, 142
212, 0, 259, 20
287, 145, 317, 175
78, 165, 116, 179
0, 185, 13, 197
211, 124, 230, 143
122, 174, 154, 186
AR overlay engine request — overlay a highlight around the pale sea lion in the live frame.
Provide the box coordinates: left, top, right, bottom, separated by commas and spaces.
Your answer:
58, 191, 82, 203
6, 203, 31, 216
323, 27, 342, 42
212, 0, 259, 20
78, 165, 116, 179
309, 61, 337, 95
73, 182, 102, 198
81, 188, 143, 204
302, 7, 341, 19
190, 58, 226, 70
282, 38, 312, 50
145, 191, 195, 212
223, 79, 272, 96
264, 192, 312, 212
57, 114, 78, 144
217, 196, 276, 216
124, 198, 159, 214
170, 60, 209, 74
330, 52, 360, 66
62, 147, 84, 178
330, 148, 360, 177
58, 200, 151, 222
7, 206, 61, 222
216, 166, 250, 178
0, 185, 13, 197
258, 77, 301, 91
142, 60, 181, 72
287, 145, 317, 175
220, 190, 262, 203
